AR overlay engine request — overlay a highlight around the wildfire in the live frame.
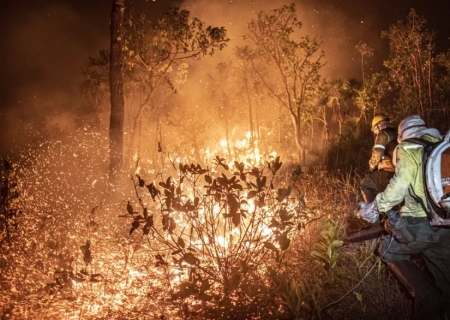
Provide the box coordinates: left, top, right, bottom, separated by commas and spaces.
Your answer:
1, 127, 303, 319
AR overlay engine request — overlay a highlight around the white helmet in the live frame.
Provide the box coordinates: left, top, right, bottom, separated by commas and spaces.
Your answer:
397, 115, 426, 142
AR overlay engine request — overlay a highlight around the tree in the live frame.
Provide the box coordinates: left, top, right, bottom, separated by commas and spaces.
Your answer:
109, 0, 126, 181
123, 8, 228, 158
206, 61, 236, 158
355, 41, 374, 89
233, 46, 257, 148
381, 9, 435, 119
244, 4, 326, 164
326, 79, 348, 135
82, 7, 229, 172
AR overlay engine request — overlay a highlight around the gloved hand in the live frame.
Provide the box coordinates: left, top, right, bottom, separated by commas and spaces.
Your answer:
369, 161, 378, 172
357, 201, 380, 223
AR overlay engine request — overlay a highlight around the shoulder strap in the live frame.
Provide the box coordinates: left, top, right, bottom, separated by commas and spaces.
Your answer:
403, 137, 446, 221
403, 137, 430, 146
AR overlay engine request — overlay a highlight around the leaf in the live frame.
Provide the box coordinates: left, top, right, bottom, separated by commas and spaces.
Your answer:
227, 194, 240, 215
183, 252, 198, 265
232, 212, 241, 227
332, 240, 344, 248
354, 291, 363, 302
146, 183, 159, 201
137, 175, 145, 187
200, 279, 210, 292
279, 208, 293, 221
178, 237, 186, 248
276, 186, 292, 202
263, 241, 278, 252
257, 194, 266, 208
204, 175, 212, 184
127, 201, 134, 215
147, 215, 153, 227
269, 218, 281, 229
129, 226, 137, 235
162, 215, 169, 231
278, 233, 291, 251
247, 190, 257, 199
132, 220, 140, 229
143, 223, 151, 235
217, 177, 228, 187
168, 217, 176, 234
311, 251, 329, 263
232, 183, 243, 191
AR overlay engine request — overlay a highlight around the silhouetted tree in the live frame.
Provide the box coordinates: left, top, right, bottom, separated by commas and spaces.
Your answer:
245, 4, 326, 164
382, 9, 435, 119
109, 0, 126, 181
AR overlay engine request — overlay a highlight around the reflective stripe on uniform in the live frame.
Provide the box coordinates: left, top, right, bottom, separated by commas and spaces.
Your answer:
373, 144, 385, 149
403, 145, 423, 150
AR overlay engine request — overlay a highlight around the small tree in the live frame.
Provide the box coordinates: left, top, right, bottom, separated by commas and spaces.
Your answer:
355, 41, 374, 89
244, 3, 326, 164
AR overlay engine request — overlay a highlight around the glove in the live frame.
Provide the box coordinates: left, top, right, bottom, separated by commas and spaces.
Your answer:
357, 201, 380, 223
369, 161, 377, 172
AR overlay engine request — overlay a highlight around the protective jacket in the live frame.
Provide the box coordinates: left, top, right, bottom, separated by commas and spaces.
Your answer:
369, 124, 397, 172
376, 134, 441, 218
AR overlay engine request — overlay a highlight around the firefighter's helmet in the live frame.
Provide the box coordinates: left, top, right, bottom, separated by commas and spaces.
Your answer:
371, 114, 390, 132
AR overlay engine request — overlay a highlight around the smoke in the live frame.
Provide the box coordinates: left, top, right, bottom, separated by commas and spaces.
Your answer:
1, 0, 449, 158
0, 0, 110, 157
178, 0, 383, 79
178, 0, 450, 80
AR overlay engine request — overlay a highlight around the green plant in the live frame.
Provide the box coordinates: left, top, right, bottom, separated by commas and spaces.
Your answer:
311, 220, 343, 279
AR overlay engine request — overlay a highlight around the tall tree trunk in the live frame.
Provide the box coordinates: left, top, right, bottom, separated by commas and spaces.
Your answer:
291, 114, 305, 165
243, 77, 255, 148
108, 0, 125, 181
255, 98, 260, 141
225, 116, 231, 158
278, 105, 282, 148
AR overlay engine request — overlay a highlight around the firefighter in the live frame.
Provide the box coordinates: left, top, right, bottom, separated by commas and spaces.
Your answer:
360, 114, 398, 202
358, 115, 450, 320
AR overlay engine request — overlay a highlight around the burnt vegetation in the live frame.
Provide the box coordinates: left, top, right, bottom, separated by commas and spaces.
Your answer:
1, 4, 450, 320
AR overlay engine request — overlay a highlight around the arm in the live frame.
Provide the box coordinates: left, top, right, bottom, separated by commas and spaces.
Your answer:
369, 131, 389, 170
375, 145, 415, 212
